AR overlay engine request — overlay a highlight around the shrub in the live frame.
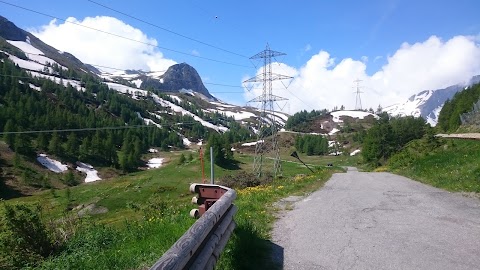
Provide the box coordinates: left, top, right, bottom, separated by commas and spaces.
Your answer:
0, 203, 55, 269
178, 153, 186, 165
219, 171, 273, 189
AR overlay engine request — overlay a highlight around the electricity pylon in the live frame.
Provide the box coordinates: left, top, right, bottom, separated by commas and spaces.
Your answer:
244, 44, 291, 178
354, 79, 364, 110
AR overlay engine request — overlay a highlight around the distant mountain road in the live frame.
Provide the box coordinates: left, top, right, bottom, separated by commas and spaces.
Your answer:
436, 133, 480, 140
272, 168, 480, 270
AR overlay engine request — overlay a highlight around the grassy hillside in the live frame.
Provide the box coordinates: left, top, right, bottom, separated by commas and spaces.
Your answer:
388, 138, 480, 193
1, 150, 347, 269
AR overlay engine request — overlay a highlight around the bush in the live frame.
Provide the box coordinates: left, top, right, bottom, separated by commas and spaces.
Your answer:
178, 153, 186, 165
63, 171, 78, 186
0, 203, 55, 269
219, 171, 273, 189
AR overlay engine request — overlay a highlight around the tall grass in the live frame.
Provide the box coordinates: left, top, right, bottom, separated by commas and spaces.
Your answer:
34, 208, 194, 269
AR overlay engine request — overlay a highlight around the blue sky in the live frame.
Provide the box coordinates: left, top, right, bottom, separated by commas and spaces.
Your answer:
1, 0, 480, 111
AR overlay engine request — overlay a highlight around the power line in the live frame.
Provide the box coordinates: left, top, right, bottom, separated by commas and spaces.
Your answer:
89, 64, 167, 74
0, 125, 155, 135
0, 120, 232, 135
86, 0, 249, 59
10, 51, 254, 90
0, 0, 251, 68
0, 68, 252, 90
280, 87, 316, 111
0, 72, 261, 97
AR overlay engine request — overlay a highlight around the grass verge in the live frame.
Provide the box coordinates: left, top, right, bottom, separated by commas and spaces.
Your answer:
216, 168, 336, 269
388, 138, 480, 192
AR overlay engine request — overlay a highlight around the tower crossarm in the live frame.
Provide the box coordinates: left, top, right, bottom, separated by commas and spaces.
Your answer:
248, 94, 288, 103
243, 73, 292, 83
249, 45, 286, 59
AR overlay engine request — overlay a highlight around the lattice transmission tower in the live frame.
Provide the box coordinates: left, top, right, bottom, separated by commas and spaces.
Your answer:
354, 79, 364, 110
244, 44, 291, 178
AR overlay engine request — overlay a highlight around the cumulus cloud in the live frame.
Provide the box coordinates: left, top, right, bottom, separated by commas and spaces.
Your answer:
244, 35, 480, 113
30, 16, 176, 71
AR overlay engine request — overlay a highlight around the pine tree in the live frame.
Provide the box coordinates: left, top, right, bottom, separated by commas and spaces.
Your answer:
48, 132, 61, 156
36, 133, 49, 150
14, 132, 32, 155
13, 152, 21, 169
64, 171, 76, 186
65, 132, 78, 157
3, 119, 15, 147
178, 153, 186, 165
79, 136, 90, 161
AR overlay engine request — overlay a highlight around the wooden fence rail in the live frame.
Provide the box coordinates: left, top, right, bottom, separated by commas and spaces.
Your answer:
150, 184, 237, 270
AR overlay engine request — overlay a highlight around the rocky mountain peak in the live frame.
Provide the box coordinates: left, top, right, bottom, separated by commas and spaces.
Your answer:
0, 15, 28, 41
141, 62, 215, 100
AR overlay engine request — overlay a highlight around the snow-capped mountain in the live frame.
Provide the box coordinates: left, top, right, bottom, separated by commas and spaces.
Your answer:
97, 62, 218, 101
0, 15, 94, 77
385, 75, 480, 126
0, 15, 289, 135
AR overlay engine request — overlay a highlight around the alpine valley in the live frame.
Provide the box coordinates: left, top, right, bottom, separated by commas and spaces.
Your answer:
0, 14, 478, 197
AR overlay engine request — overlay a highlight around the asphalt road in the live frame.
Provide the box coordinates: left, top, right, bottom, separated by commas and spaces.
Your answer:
272, 168, 480, 270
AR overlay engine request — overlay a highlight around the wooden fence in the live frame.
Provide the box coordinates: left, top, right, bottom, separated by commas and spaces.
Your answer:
149, 184, 237, 270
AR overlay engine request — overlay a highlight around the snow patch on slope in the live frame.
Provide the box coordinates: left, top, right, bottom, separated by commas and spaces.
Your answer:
7, 40, 66, 70
183, 137, 192, 146
168, 95, 182, 103
330, 110, 377, 123
37, 154, 68, 173
105, 82, 147, 96
76, 162, 101, 182
385, 90, 434, 118
241, 140, 264, 146
8, 54, 45, 71
105, 83, 228, 132
29, 83, 41, 91
206, 108, 256, 120
147, 158, 164, 169
210, 101, 236, 108
151, 95, 228, 132
350, 149, 361, 156
29, 71, 83, 90
136, 112, 161, 127
426, 105, 444, 126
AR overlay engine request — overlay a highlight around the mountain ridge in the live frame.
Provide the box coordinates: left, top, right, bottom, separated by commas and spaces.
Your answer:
385, 75, 480, 126
0, 15, 93, 77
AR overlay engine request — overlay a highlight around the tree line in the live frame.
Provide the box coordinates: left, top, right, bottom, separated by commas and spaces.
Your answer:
1, 56, 255, 175
362, 113, 430, 166
295, 134, 329, 156
437, 82, 480, 132
285, 109, 328, 132
0, 57, 183, 173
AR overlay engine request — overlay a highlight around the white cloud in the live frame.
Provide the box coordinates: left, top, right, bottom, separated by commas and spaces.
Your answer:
304, 44, 312, 52
30, 16, 176, 71
244, 35, 480, 112
191, 49, 200, 56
